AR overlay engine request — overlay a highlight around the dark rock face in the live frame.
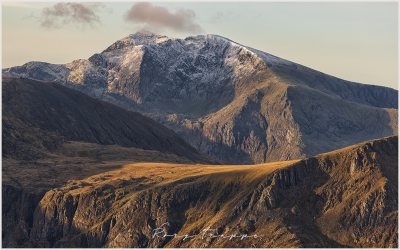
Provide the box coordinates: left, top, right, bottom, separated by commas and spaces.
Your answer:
2, 76, 219, 164
2, 185, 47, 247
17, 136, 398, 248
2, 31, 398, 164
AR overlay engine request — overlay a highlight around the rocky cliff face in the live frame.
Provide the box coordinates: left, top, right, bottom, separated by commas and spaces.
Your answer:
3, 31, 398, 164
12, 136, 397, 248
2, 185, 47, 247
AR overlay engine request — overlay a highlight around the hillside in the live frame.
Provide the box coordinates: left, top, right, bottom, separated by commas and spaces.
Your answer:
4, 136, 397, 248
3, 31, 398, 164
2, 76, 221, 165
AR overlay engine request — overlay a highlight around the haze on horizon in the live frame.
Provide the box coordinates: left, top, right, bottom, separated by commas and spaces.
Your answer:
2, 1, 398, 90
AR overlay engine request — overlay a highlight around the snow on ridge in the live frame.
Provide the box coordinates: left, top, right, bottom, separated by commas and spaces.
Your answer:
41, 63, 69, 80
158, 33, 295, 70
2, 61, 70, 82
65, 59, 108, 82
2, 71, 27, 78
3, 32, 298, 101
107, 31, 296, 70
201, 34, 297, 69
124, 31, 176, 46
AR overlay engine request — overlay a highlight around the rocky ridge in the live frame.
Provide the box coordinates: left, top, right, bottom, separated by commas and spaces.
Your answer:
3, 31, 398, 164
5, 136, 397, 248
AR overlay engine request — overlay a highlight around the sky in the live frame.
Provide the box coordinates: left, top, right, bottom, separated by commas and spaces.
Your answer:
2, 1, 398, 90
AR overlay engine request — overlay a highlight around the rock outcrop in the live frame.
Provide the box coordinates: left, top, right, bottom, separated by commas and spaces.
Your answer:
15, 136, 397, 248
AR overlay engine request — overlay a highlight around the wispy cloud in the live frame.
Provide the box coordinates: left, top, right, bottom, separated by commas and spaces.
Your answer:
210, 11, 241, 24
211, 11, 224, 24
38, 2, 111, 29
124, 2, 204, 34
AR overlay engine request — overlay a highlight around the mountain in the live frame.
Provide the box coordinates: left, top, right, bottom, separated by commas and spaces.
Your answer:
2, 76, 222, 165
3, 31, 398, 164
4, 136, 397, 248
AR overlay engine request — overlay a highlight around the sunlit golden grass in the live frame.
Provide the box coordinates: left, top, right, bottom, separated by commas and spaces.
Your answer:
120, 160, 300, 185
62, 159, 302, 242
49, 158, 303, 240
59, 160, 300, 198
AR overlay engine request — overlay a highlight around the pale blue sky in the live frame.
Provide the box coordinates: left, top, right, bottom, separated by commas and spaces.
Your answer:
2, 1, 398, 89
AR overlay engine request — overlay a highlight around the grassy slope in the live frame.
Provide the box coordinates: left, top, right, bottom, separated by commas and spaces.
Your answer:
2, 140, 226, 194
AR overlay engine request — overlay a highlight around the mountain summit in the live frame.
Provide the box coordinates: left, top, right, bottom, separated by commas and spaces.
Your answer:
3, 31, 398, 164
113, 30, 176, 46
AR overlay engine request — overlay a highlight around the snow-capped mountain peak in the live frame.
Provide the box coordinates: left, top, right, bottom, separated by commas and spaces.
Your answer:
2, 32, 398, 166
127, 30, 176, 46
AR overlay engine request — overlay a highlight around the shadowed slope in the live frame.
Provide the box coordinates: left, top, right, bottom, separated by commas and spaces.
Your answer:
287, 84, 397, 157
2, 76, 221, 164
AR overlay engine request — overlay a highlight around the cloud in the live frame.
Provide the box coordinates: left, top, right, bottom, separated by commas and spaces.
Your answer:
210, 11, 241, 24
38, 2, 111, 29
124, 2, 204, 34
211, 11, 224, 24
